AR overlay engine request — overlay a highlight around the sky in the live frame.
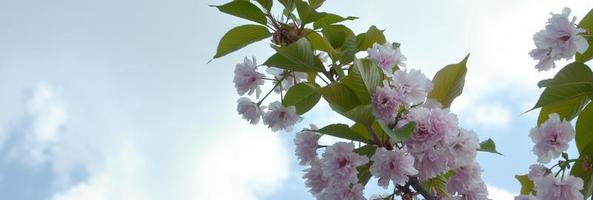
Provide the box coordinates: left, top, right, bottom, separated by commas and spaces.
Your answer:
0, 0, 592, 199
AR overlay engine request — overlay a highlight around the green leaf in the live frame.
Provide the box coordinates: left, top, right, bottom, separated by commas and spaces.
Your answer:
213, 1, 267, 25
295, 0, 326, 24
571, 142, 593, 199
265, 38, 325, 72
341, 104, 374, 126
213, 24, 271, 59
255, 0, 273, 10
319, 82, 361, 112
283, 82, 321, 115
577, 9, 593, 63
354, 144, 377, 157
576, 103, 593, 153
515, 175, 535, 195
379, 121, 416, 143
307, 0, 325, 8
313, 13, 358, 29
428, 54, 469, 108
538, 78, 553, 88
537, 97, 589, 125
421, 174, 450, 197
316, 124, 370, 142
342, 59, 384, 104
322, 24, 354, 49
305, 31, 337, 56
530, 62, 593, 111
357, 25, 387, 51
357, 162, 372, 186
477, 138, 503, 155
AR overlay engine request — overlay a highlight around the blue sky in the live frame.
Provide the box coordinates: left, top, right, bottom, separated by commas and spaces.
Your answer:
0, 0, 592, 199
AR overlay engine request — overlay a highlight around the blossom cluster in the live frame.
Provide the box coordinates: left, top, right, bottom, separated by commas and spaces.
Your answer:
234, 57, 304, 132
529, 7, 589, 71
514, 114, 583, 200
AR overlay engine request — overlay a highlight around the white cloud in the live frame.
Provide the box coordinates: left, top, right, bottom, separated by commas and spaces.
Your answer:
487, 184, 516, 200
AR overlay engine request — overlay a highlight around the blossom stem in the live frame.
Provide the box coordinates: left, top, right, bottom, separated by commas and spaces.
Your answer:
408, 176, 435, 200
257, 76, 287, 106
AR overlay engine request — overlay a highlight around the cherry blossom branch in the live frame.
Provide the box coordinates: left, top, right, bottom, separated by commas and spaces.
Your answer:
408, 176, 435, 200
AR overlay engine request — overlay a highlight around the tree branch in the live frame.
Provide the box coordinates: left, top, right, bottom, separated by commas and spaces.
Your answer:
408, 176, 435, 200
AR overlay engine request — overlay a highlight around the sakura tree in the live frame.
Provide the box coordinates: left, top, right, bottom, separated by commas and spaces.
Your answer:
210, 0, 501, 199
515, 7, 593, 200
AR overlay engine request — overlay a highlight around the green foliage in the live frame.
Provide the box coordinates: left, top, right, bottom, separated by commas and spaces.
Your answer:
313, 14, 358, 29
428, 54, 469, 108
295, 0, 325, 25
531, 62, 593, 113
342, 59, 384, 104
379, 121, 416, 143
537, 97, 589, 126
570, 143, 593, 199
213, 24, 271, 59
477, 138, 503, 155
515, 175, 535, 195
283, 82, 321, 114
321, 25, 357, 64
356, 25, 387, 51
576, 9, 593, 63
576, 103, 593, 153
341, 105, 375, 126
265, 38, 325, 72
306, 31, 338, 56
319, 82, 361, 112
213, 1, 267, 25
307, 0, 325, 9
317, 123, 371, 143
422, 172, 452, 197
255, 0, 273, 11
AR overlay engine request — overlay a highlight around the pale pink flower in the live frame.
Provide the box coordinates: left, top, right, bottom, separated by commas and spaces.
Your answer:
294, 124, 321, 165
370, 147, 418, 188
236, 97, 263, 124
367, 42, 406, 75
534, 174, 584, 200
411, 143, 450, 181
262, 101, 301, 132
529, 8, 589, 71
391, 69, 433, 105
454, 181, 489, 200
400, 107, 459, 150
447, 162, 484, 195
266, 67, 308, 93
320, 142, 369, 186
515, 195, 536, 200
234, 56, 264, 97
303, 159, 328, 195
317, 184, 366, 200
529, 113, 574, 163
528, 164, 548, 181
448, 129, 480, 168
372, 83, 403, 123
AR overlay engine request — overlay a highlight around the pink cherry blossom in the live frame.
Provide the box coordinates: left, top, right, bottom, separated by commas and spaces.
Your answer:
391, 69, 433, 105
294, 125, 321, 165
233, 56, 265, 97
372, 83, 403, 123
400, 107, 459, 150
411, 143, 450, 181
453, 181, 489, 200
262, 101, 301, 132
236, 97, 263, 124
447, 162, 484, 195
528, 164, 548, 181
529, 8, 589, 71
317, 184, 366, 200
367, 42, 406, 75
529, 113, 574, 163
534, 174, 584, 200
448, 129, 480, 168
370, 147, 418, 188
303, 159, 328, 195
320, 142, 369, 186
